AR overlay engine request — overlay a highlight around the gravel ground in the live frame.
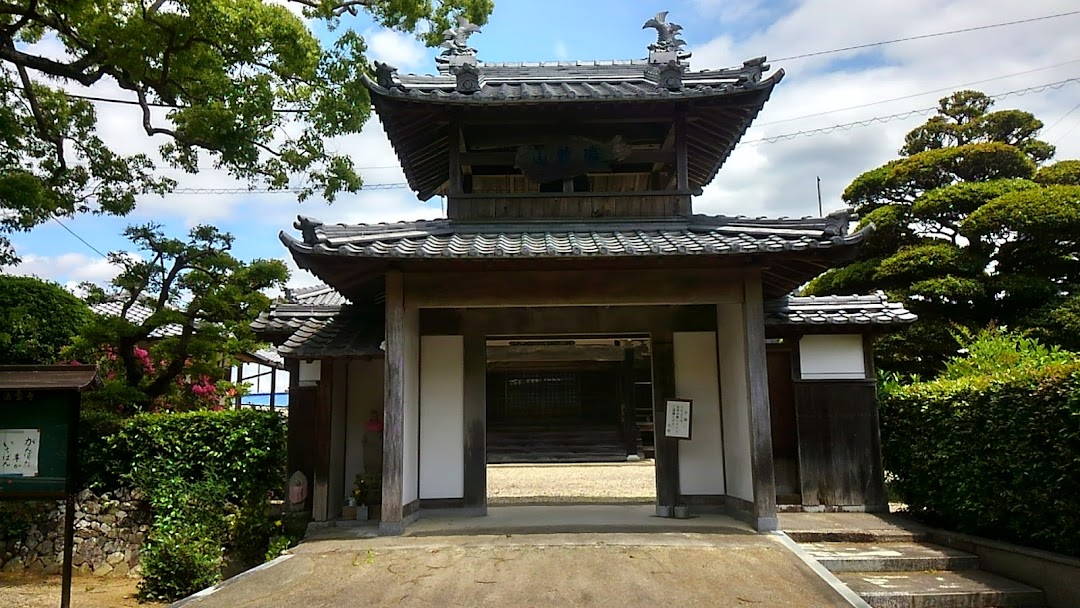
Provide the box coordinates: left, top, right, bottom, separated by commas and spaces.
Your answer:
0, 573, 160, 608
487, 461, 656, 504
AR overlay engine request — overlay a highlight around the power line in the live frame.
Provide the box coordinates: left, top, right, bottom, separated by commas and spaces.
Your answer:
752, 58, 1080, 127
7, 11, 1077, 114
773, 10, 1080, 62
741, 76, 1080, 145
168, 183, 409, 194
1043, 99, 1080, 136
50, 215, 108, 259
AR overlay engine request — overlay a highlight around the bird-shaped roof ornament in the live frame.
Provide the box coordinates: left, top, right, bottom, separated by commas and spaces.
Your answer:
643, 11, 688, 55
437, 15, 482, 63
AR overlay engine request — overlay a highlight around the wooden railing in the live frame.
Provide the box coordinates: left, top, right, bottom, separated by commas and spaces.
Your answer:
446, 191, 694, 221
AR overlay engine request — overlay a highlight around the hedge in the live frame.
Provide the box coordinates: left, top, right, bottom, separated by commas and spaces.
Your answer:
880, 364, 1080, 556
77, 409, 289, 601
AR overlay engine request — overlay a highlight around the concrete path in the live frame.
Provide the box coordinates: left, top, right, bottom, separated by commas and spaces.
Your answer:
173, 507, 854, 608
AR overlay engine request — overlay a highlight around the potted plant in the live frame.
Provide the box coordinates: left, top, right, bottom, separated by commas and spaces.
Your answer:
354, 472, 382, 520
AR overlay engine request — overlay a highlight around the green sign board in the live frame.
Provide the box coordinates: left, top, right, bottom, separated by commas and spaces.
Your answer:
0, 390, 78, 498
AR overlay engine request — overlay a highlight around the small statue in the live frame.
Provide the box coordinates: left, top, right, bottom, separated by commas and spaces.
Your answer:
643, 11, 687, 54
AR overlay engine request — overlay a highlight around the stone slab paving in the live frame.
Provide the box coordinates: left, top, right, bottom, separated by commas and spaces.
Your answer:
487, 461, 656, 504
837, 570, 1045, 608
171, 531, 854, 608
801, 541, 980, 572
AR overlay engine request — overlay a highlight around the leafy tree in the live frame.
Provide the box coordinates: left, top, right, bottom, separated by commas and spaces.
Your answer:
0, 275, 90, 363
70, 223, 289, 412
806, 90, 1080, 374
0, 0, 494, 265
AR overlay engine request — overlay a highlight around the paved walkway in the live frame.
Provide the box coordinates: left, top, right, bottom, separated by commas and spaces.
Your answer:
174, 508, 852, 608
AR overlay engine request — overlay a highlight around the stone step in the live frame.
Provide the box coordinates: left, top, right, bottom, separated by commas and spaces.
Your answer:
837, 570, 1045, 608
801, 542, 979, 572
787, 529, 928, 544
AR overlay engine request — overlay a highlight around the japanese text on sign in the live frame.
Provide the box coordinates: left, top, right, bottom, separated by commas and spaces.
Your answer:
0, 429, 41, 477
665, 399, 692, 440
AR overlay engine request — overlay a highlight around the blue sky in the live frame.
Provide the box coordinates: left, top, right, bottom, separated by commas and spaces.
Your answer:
7, 0, 1080, 291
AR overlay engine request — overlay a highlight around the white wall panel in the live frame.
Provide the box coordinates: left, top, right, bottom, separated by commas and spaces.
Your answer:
674, 332, 726, 495
419, 335, 465, 499
717, 302, 753, 502
799, 335, 866, 380
402, 307, 421, 505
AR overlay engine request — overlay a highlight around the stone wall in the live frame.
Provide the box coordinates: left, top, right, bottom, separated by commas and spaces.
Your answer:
0, 488, 150, 576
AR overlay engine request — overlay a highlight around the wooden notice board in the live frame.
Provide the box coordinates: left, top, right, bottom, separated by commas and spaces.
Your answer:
0, 390, 78, 498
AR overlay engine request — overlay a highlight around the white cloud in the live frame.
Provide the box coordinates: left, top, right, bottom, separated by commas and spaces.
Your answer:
4, 251, 136, 289
365, 29, 428, 71
688, 0, 1080, 218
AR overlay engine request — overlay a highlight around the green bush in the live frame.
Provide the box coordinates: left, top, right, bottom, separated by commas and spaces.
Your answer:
138, 476, 229, 602
0, 275, 91, 364
107, 410, 287, 601
880, 336, 1080, 556
108, 409, 285, 504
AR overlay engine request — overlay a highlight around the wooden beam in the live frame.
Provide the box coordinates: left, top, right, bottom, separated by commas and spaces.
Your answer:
742, 269, 778, 531
462, 316, 487, 513
652, 330, 680, 511
406, 269, 742, 308
421, 305, 717, 337
460, 149, 676, 166
449, 114, 463, 196
622, 348, 638, 457
675, 115, 689, 192
381, 271, 405, 534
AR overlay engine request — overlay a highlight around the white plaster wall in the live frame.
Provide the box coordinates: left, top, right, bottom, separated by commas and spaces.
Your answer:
345, 359, 383, 499
402, 307, 421, 506
716, 303, 754, 502
674, 332, 726, 496
419, 336, 465, 499
800, 335, 866, 380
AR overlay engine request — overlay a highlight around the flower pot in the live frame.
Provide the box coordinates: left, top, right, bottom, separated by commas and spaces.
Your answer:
356, 505, 369, 521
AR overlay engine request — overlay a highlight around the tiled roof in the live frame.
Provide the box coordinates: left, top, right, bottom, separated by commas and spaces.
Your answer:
764, 293, 917, 327
368, 59, 782, 105
284, 284, 349, 306
282, 212, 868, 260
277, 306, 383, 359
250, 303, 341, 335
90, 300, 183, 338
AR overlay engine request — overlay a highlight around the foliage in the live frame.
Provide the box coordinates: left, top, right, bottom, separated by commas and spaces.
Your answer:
806, 90, 1080, 375
0, 275, 91, 364
879, 334, 1080, 556
138, 476, 229, 602
69, 224, 288, 412
103, 409, 287, 601
0, 0, 494, 265
264, 513, 309, 562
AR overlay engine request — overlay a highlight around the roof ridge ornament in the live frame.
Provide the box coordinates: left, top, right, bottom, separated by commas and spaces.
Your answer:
643, 11, 690, 64
437, 15, 482, 66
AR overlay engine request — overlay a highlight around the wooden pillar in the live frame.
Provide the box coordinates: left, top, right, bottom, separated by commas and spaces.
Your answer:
652, 329, 680, 511
312, 360, 332, 521
449, 113, 462, 196
743, 270, 778, 531
462, 315, 487, 513
381, 271, 406, 534
621, 348, 637, 457
675, 115, 689, 192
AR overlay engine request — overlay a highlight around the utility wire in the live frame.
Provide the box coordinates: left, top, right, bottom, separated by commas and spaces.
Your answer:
741, 76, 1080, 145
50, 215, 109, 259
7, 11, 1078, 113
1043, 99, 1080, 136
773, 10, 1080, 62
752, 58, 1080, 127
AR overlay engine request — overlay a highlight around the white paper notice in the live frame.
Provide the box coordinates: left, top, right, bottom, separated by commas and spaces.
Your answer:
0, 429, 41, 477
664, 399, 692, 440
